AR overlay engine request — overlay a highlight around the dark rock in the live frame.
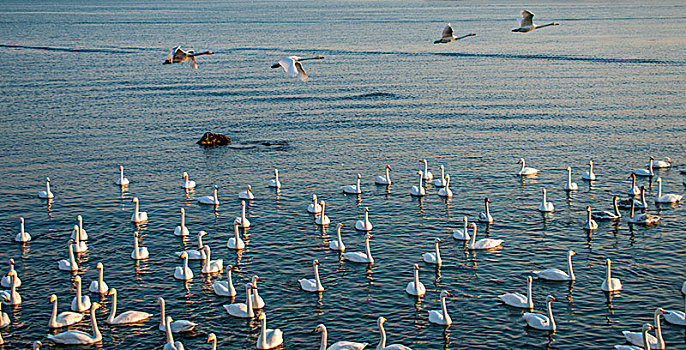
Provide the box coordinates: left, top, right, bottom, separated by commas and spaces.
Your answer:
197, 132, 231, 146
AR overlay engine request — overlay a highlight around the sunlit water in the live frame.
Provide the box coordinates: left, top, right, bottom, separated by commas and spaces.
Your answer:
1, 0, 685, 349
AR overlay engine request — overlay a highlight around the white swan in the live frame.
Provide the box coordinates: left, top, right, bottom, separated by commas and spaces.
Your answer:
182, 172, 196, 189
434, 23, 475, 44
628, 173, 640, 196
70, 276, 91, 312
14, 217, 31, 243
632, 157, 655, 177
224, 283, 255, 318
47, 302, 102, 345
251, 276, 266, 309
615, 323, 654, 350
375, 165, 392, 185
405, 264, 426, 297
582, 160, 596, 180
651, 157, 672, 169
315, 201, 330, 226
268, 169, 281, 188
163, 316, 185, 350
355, 207, 373, 231
105, 288, 152, 324
583, 206, 598, 231
655, 177, 683, 203
299, 260, 324, 292
329, 223, 345, 252
234, 200, 251, 228
601, 259, 622, 292
238, 185, 255, 200
376, 317, 412, 350
342, 234, 374, 264
478, 198, 493, 223
0, 296, 8, 328
419, 159, 433, 180
198, 185, 220, 205
201, 246, 223, 274
116, 165, 129, 186
627, 200, 660, 225
523, 295, 557, 331
538, 188, 554, 212
71, 225, 87, 253
227, 222, 245, 250
164, 46, 214, 69
174, 208, 189, 237
88, 262, 109, 294
130, 197, 148, 223
343, 174, 362, 194
564, 167, 578, 191
70, 215, 88, 241
512, 10, 559, 32
422, 238, 442, 265
516, 158, 539, 176
467, 223, 503, 250
131, 231, 149, 260
664, 294, 685, 326
174, 252, 193, 280
176, 231, 206, 260
38, 177, 54, 199
499, 276, 534, 309
308, 194, 322, 214
0, 274, 20, 306
315, 323, 368, 350
433, 165, 446, 187
212, 266, 237, 297
271, 55, 324, 82
437, 174, 453, 197
428, 290, 452, 326
48, 294, 83, 328
156, 297, 197, 332
622, 308, 667, 349
257, 312, 283, 349
207, 333, 218, 350
452, 216, 470, 240
592, 196, 621, 221
409, 171, 426, 197
1, 259, 21, 288
58, 241, 78, 272
532, 250, 576, 281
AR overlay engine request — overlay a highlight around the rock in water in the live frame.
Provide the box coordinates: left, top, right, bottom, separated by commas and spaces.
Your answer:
197, 132, 231, 146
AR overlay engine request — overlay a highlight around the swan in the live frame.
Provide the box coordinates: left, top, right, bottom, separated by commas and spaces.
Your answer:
224, 283, 256, 318
174, 252, 193, 280
522, 296, 557, 331
48, 294, 83, 328
627, 200, 660, 225
628, 173, 640, 196
376, 317, 412, 350
615, 323, 654, 350
88, 262, 109, 294
618, 186, 649, 210
650, 157, 671, 169
163, 46, 214, 69
234, 200, 251, 228
622, 308, 667, 349
70, 215, 88, 241
478, 198, 493, 223
299, 260, 324, 292
38, 177, 54, 199
516, 158, 539, 176
131, 231, 149, 260
452, 217, 470, 240
409, 171, 426, 197
227, 222, 245, 250
512, 10, 559, 32
632, 157, 655, 177
342, 234, 374, 264
1, 259, 21, 288
437, 174, 453, 197
564, 167, 578, 191
176, 230, 207, 260
355, 207, 373, 231
428, 291, 452, 326
163, 316, 185, 350
182, 172, 196, 189
422, 238, 442, 265
271, 55, 324, 81
250, 276, 266, 309
105, 288, 152, 324
405, 264, 426, 297
70, 276, 91, 312
433, 165, 446, 187
116, 165, 129, 186
155, 297, 197, 332
375, 165, 392, 185
582, 160, 596, 180
58, 241, 78, 271
0, 296, 8, 328
315, 201, 330, 226
664, 294, 685, 326
434, 23, 475, 44
601, 259, 622, 292
47, 302, 102, 345
467, 223, 503, 250
268, 169, 281, 188
71, 225, 88, 253
329, 223, 345, 252
538, 188, 554, 212
174, 208, 189, 237
201, 245, 223, 274
308, 194, 322, 214
198, 185, 220, 205
655, 177, 683, 203
343, 174, 362, 194
499, 276, 534, 309
532, 250, 576, 281
130, 197, 148, 223
256, 312, 283, 349
314, 323, 368, 350
583, 206, 598, 231
238, 185, 255, 200
0, 274, 20, 306
207, 333, 218, 350
212, 265, 237, 297
14, 217, 31, 243
591, 196, 621, 221
419, 159, 433, 180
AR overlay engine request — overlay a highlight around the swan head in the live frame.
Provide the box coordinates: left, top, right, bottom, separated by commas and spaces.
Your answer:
214, 185, 218, 190
72, 275, 82, 283
313, 260, 319, 266
546, 295, 557, 303
154, 297, 164, 304
49, 294, 57, 303
364, 207, 369, 212
566, 167, 571, 171
517, 158, 524, 164
656, 308, 668, 315
96, 262, 103, 269
484, 197, 490, 203
440, 290, 451, 298
665, 157, 672, 163
167, 316, 174, 324
586, 206, 591, 212
319, 200, 325, 206
20, 217, 24, 224
365, 234, 373, 240
312, 194, 317, 201
469, 223, 477, 228
649, 156, 654, 160
9, 258, 14, 265
357, 174, 361, 179
206, 333, 217, 343
181, 208, 185, 214
434, 238, 441, 243
642, 323, 655, 332
106, 288, 117, 296
378, 316, 387, 325
180, 252, 188, 259
132, 197, 138, 203
462, 216, 467, 223
73, 225, 79, 231
568, 250, 577, 257
541, 188, 547, 195
274, 169, 279, 175
241, 200, 246, 206
656, 177, 662, 183
417, 170, 423, 176
337, 223, 343, 228
527, 276, 533, 283
551, 22, 559, 25
588, 160, 593, 166
257, 312, 266, 321
46, 177, 51, 183
445, 174, 450, 181
313, 324, 326, 333
386, 165, 392, 170
34, 341, 42, 349
413, 264, 419, 270
419, 159, 426, 164
228, 265, 233, 270
247, 185, 252, 191
77, 215, 83, 222
252, 275, 260, 283
199, 230, 208, 236
182, 172, 188, 178
606, 258, 611, 266
134, 231, 139, 237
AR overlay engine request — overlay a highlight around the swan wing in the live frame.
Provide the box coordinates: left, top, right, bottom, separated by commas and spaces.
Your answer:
441, 23, 453, 39
54, 312, 84, 327
664, 310, 685, 325
171, 319, 197, 332
111, 311, 152, 324
299, 279, 316, 291
47, 330, 96, 344
278, 57, 297, 75
498, 292, 528, 307
428, 310, 445, 324
520, 10, 534, 27
383, 344, 413, 349
623, 331, 658, 347
342, 252, 368, 262
295, 61, 309, 81
422, 252, 436, 263
212, 281, 230, 295
523, 312, 550, 329
224, 303, 249, 317
532, 268, 569, 281
328, 341, 369, 350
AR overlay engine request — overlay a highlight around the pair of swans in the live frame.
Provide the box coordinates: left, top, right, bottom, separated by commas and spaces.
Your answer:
428, 290, 452, 326
601, 259, 623, 292
523, 295, 557, 331
467, 223, 503, 250
131, 232, 149, 260
342, 234, 374, 264
512, 10, 559, 32
499, 276, 534, 309
355, 207, 373, 231
47, 302, 102, 345
164, 46, 214, 69
227, 222, 245, 250
591, 196, 621, 221
174, 208, 189, 236
437, 174, 452, 197
88, 262, 109, 294
615, 323, 655, 350
410, 171, 426, 197
198, 185, 219, 205
329, 223, 346, 252
532, 250, 576, 281
182, 172, 196, 189
105, 288, 151, 324
156, 297, 197, 332
583, 206, 598, 231
655, 177, 683, 203
48, 294, 83, 328
564, 167, 579, 191
116, 165, 129, 186
479, 198, 493, 223
406, 264, 426, 296
212, 265, 236, 297
314, 324, 367, 350
238, 185, 255, 200
268, 169, 281, 188
71, 215, 88, 241
15, 217, 31, 243
308, 194, 322, 214
71, 276, 90, 312
315, 201, 330, 226
538, 188, 554, 212
622, 308, 667, 349
434, 23, 475, 44
377, 317, 412, 349
176, 230, 207, 260
343, 174, 362, 194
299, 260, 324, 292
627, 200, 660, 225
582, 160, 596, 180
234, 200, 251, 228
375, 165, 392, 185
1, 259, 21, 288
38, 177, 54, 199
422, 238, 442, 265
632, 157, 655, 177
516, 158, 539, 176
271, 55, 324, 82
130, 197, 148, 223
0, 274, 20, 306
58, 241, 78, 271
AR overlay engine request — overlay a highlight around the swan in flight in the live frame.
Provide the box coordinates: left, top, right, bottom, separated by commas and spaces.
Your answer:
163, 46, 214, 69
632, 157, 655, 177
163, 316, 185, 350
238, 185, 255, 200
419, 159, 433, 180
156, 297, 197, 332
198, 185, 219, 206
176, 230, 207, 260
522, 296, 557, 331
70, 215, 88, 241
429, 291, 452, 326
256, 312, 283, 349
131, 231, 149, 260
564, 167, 578, 191
434, 23, 475, 44
271, 55, 324, 82
655, 177, 682, 203
227, 221, 245, 250
601, 259, 622, 292
58, 241, 78, 271
15, 217, 31, 243
47, 302, 102, 345
422, 238, 442, 265
499, 276, 534, 309
406, 264, 425, 297
532, 250, 576, 281
1, 259, 21, 288
582, 160, 597, 180
38, 177, 54, 199
355, 207, 373, 231
437, 174, 453, 197
268, 169, 281, 188
538, 188, 554, 212
664, 294, 685, 326
308, 194, 322, 214
615, 323, 654, 350
591, 196, 621, 221
314, 323, 368, 350
234, 200, 251, 228
478, 198, 493, 223
583, 206, 598, 231
650, 157, 671, 169
174, 252, 193, 280
516, 158, 539, 176
212, 266, 237, 297
375, 165, 392, 185
224, 284, 255, 318
182, 172, 196, 189
88, 262, 109, 294
48, 294, 84, 328
410, 171, 426, 197
201, 246, 223, 273
622, 309, 667, 349
628, 173, 640, 196
467, 223, 503, 250
174, 208, 189, 237
342, 234, 374, 264
329, 223, 345, 252
70, 276, 91, 312
130, 197, 148, 223
343, 174, 362, 194
452, 216, 470, 240
627, 200, 660, 225
315, 201, 330, 226
376, 317, 412, 350
512, 10, 559, 32
105, 288, 152, 324
433, 165, 446, 187
116, 165, 129, 186
299, 260, 324, 292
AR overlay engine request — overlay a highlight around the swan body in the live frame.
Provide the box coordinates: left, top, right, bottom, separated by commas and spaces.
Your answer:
437, 174, 453, 197
467, 223, 503, 250
234, 200, 251, 228
582, 160, 596, 180
315, 324, 368, 350
428, 291, 452, 326
58, 241, 78, 271
176, 231, 206, 260
376, 317, 412, 350
105, 288, 151, 324
664, 295, 685, 326
375, 165, 392, 185
182, 172, 196, 189
622, 309, 667, 349
601, 259, 622, 292
174, 208, 189, 236
655, 177, 682, 203
308, 194, 322, 214
632, 157, 654, 177
1, 274, 20, 306
38, 177, 54, 199
564, 167, 578, 191
583, 206, 598, 231
343, 174, 362, 194
271, 55, 324, 82
516, 158, 539, 176
257, 312, 283, 349
433, 165, 446, 187
156, 297, 197, 332
619, 186, 649, 210
198, 185, 219, 205
522, 296, 557, 331
268, 169, 281, 188
174, 252, 193, 280
70, 276, 91, 312
250, 276, 266, 309
651, 157, 671, 169
131, 231, 149, 260
164, 46, 214, 69
628, 173, 640, 196
435, 23, 475, 44
47, 302, 102, 345
0, 296, 8, 328
342, 234, 374, 264
71, 225, 88, 253
615, 323, 654, 350
355, 207, 373, 231
422, 238, 442, 265
116, 165, 129, 186
299, 260, 324, 292
406, 264, 426, 297
478, 198, 493, 223
329, 223, 346, 252
212, 266, 237, 297
1, 259, 21, 288
592, 196, 622, 221
238, 185, 255, 200
409, 171, 426, 197
48, 294, 83, 328
315, 201, 330, 226
15, 217, 31, 243
201, 245, 223, 274
224, 284, 255, 318
88, 262, 109, 294
499, 276, 534, 309
207, 333, 218, 350
532, 250, 576, 281
70, 215, 88, 240
512, 10, 559, 32
227, 222, 245, 250
452, 217, 470, 240
538, 188, 554, 212
163, 316, 185, 350
627, 200, 660, 225
130, 197, 148, 223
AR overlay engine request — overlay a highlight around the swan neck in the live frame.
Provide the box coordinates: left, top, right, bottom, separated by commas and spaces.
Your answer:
365, 237, 373, 263
158, 300, 166, 329
567, 169, 572, 185
568, 253, 575, 280
99, 267, 104, 284
134, 201, 139, 217
108, 291, 117, 322
542, 190, 547, 204
606, 262, 611, 283
120, 167, 124, 180
181, 211, 185, 227
246, 287, 254, 317
133, 235, 139, 257
228, 270, 233, 286
91, 304, 101, 340
385, 167, 390, 182
485, 201, 490, 215
235, 225, 241, 241
520, 161, 525, 173
69, 244, 76, 266
319, 326, 327, 350
547, 300, 556, 331
242, 202, 246, 219
414, 269, 420, 289
51, 298, 58, 324
441, 294, 450, 322
214, 188, 218, 202
527, 279, 533, 308
314, 264, 322, 288
658, 180, 662, 197
642, 327, 650, 350
469, 226, 477, 245
337, 226, 343, 246
378, 322, 386, 348
613, 199, 620, 216
20, 220, 24, 234
259, 317, 268, 348
424, 161, 428, 174
435, 242, 441, 263
165, 317, 174, 344
46, 180, 51, 193
641, 189, 647, 207
654, 311, 664, 347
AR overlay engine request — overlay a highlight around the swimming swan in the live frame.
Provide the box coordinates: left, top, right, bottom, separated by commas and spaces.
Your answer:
437, 174, 453, 197
38, 177, 54, 199
422, 238, 442, 265
268, 169, 281, 188
58, 241, 78, 271
375, 165, 392, 185
601, 259, 622, 292
212, 266, 237, 297
355, 207, 373, 231
343, 174, 362, 194
88, 262, 109, 294
130, 197, 148, 223
256, 312, 284, 349
478, 198, 493, 223
342, 234, 374, 264
131, 231, 149, 260
48, 294, 83, 328
174, 252, 193, 280
410, 171, 426, 197
583, 206, 598, 231
650, 157, 671, 169
615, 323, 654, 350
632, 157, 654, 177
467, 223, 503, 250
664, 294, 685, 326
376, 316, 412, 350
71, 225, 87, 253
174, 208, 189, 237
591, 196, 621, 221
419, 159, 433, 180
433, 165, 446, 187
224, 283, 255, 318
564, 167, 578, 191
198, 185, 220, 206
182, 172, 196, 189
47, 302, 102, 345
70, 215, 88, 241
234, 200, 251, 228
315, 201, 330, 226
538, 188, 554, 212
105, 288, 152, 324
1, 274, 21, 306
155, 297, 197, 332
308, 194, 322, 214
532, 250, 576, 281
522, 296, 557, 331
176, 231, 206, 260
163, 316, 185, 350
15, 217, 31, 243
628, 173, 640, 196
499, 276, 534, 309
201, 245, 223, 274
627, 200, 660, 225
655, 177, 682, 203
227, 222, 245, 250
582, 160, 596, 180
452, 216, 470, 240
116, 165, 129, 186
512, 10, 559, 33
299, 260, 324, 292
238, 185, 255, 200
434, 23, 475, 44
428, 291, 452, 326
1, 259, 21, 288
70, 276, 91, 312
314, 323, 368, 350
329, 223, 346, 252
405, 264, 426, 297
516, 158, 539, 176
250, 276, 266, 309
622, 308, 667, 349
